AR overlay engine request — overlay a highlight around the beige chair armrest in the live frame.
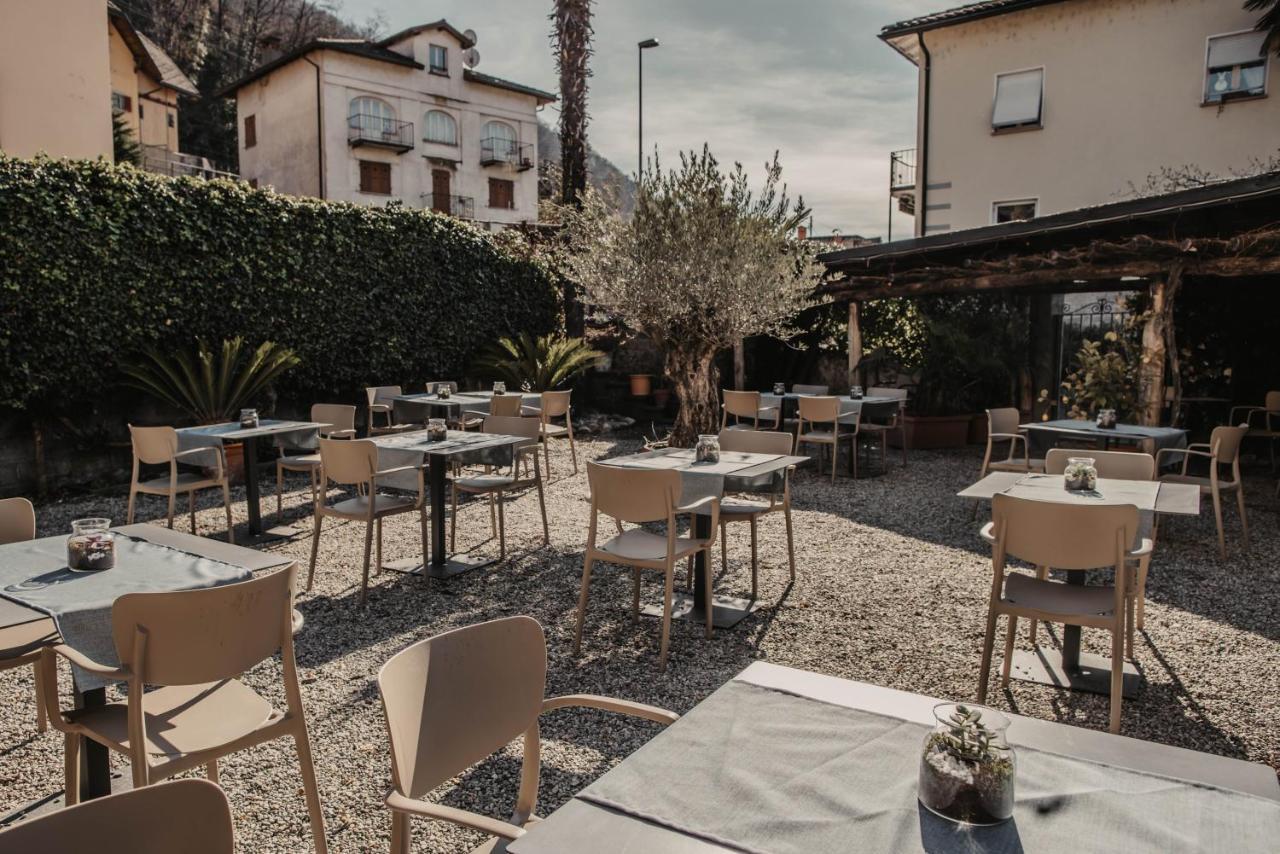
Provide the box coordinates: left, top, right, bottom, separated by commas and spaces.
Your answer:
988, 432, 1021, 441
324, 428, 357, 440
542, 694, 679, 726
46, 644, 131, 680
386, 792, 525, 840
461, 409, 489, 419
1155, 447, 1211, 464
979, 522, 996, 544
1129, 538, 1154, 559
1229, 405, 1262, 425
173, 446, 217, 462
373, 464, 425, 479
676, 495, 720, 537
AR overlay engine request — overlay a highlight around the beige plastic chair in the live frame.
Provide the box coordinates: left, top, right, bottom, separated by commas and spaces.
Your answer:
574, 461, 719, 670
40, 565, 327, 852
979, 408, 1043, 478
365, 386, 418, 436
0, 497, 51, 733
977, 494, 1149, 733
429, 382, 482, 430
449, 416, 549, 560
0, 778, 234, 854
127, 425, 234, 544
721, 390, 780, 431
1158, 424, 1249, 559
792, 384, 829, 395
487, 394, 524, 417
275, 404, 357, 517
1230, 391, 1279, 470
859, 387, 909, 468
309, 438, 427, 603
795, 396, 857, 482
697, 430, 796, 599
378, 616, 677, 853
530, 389, 578, 477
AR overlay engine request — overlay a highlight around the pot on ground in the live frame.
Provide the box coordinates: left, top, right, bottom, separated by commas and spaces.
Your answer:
221, 443, 245, 485
892, 414, 973, 450
629, 374, 653, 396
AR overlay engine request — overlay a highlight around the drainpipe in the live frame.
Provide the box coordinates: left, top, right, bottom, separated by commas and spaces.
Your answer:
917, 32, 932, 238
302, 55, 325, 199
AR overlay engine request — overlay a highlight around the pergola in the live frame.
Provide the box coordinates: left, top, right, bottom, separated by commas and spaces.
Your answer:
818, 172, 1280, 424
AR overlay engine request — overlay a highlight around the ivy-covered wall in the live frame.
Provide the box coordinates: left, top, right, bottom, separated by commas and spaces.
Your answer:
0, 157, 560, 416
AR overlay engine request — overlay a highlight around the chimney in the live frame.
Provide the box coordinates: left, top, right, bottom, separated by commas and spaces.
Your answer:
796, 225, 807, 240
258, 34, 284, 65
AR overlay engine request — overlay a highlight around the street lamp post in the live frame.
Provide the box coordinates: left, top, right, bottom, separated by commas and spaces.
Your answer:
638, 38, 659, 181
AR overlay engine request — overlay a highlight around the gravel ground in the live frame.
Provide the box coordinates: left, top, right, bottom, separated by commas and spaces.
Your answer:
2, 437, 1277, 851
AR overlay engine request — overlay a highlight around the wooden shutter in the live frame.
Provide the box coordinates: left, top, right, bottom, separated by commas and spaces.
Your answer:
244, 114, 256, 148
488, 178, 514, 209
360, 161, 391, 194
431, 170, 451, 212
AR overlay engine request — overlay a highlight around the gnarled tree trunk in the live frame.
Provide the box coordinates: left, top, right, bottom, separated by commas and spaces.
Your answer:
666, 346, 720, 447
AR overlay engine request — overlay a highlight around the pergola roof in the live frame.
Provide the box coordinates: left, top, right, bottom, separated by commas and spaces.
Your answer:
819, 172, 1280, 301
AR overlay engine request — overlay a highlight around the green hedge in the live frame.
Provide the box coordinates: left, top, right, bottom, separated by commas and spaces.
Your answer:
0, 156, 559, 414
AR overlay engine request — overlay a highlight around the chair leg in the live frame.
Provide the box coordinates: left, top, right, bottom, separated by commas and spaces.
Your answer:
749, 517, 759, 601
63, 732, 81, 806
719, 524, 727, 582
1236, 487, 1249, 549
206, 758, 219, 784
276, 463, 284, 517
127, 487, 137, 524
34, 663, 47, 732
375, 517, 383, 574
1108, 626, 1124, 734
1126, 592, 1136, 660
568, 421, 578, 475
977, 608, 999, 704
1000, 615, 1017, 687
685, 555, 694, 591
488, 493, 497, 539
631, 568, 641, 622
658, 569, 674, 671
450, 483, 459, 552
784, 505, 796, 583
189, 491, 197, 535
166, 491, 176, 529
307, 514, 323, 591
830, 442, 837, 483
544, 436, 553, 481
496, 492, 506, 560
1136, 556, 1150, 630
536, 473, 549, 546
1211, 487, 1226, 559
390, 811, 410, 854
572, 558, 594, 655
222, 482, 234, 545
702, 554, 713, 639
359, 519, 374, 604
292, 727, 329, 854
1028, 566, 1048, 643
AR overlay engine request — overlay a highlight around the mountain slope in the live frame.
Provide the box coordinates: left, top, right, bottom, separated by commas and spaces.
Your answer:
538, 122, 637, 214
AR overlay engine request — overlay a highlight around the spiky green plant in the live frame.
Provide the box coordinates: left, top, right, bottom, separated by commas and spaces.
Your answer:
473, 332, 602, 391
121, 337, 300, 424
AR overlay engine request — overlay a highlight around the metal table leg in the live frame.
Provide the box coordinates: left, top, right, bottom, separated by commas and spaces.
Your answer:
641, 512, 761, 629
384, 454, 493, 579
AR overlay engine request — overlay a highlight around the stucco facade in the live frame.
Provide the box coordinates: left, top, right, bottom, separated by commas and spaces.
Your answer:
232, 24, 553, 229
887, 0, 1280, 235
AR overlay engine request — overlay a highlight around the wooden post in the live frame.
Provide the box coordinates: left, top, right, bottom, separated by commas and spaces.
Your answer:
1138, 265, 1181, 427
732, 340, 745, 390
847, 301, 863, 391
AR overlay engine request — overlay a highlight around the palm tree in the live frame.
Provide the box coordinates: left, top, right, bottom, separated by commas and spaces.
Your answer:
1246, 0, 1280, 54
551, 0, 594, 336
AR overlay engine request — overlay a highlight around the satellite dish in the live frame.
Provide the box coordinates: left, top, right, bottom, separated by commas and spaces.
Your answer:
463, 47, 481, 68
463, 29, 478, 45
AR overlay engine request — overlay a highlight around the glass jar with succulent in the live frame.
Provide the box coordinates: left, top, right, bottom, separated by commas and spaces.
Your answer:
1063, 456, 1098, 491
918, 703, 1016, 825
694, 434, 720, 464
67, 518, 116, 572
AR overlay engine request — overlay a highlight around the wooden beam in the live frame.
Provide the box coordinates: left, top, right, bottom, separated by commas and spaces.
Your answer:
1137, 265, 1181, 427
847, 301, 862, 391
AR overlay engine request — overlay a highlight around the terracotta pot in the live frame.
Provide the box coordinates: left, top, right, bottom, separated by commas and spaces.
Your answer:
221, 442, 245, 485
629, 374, 653, 396
894, 414, 973, 450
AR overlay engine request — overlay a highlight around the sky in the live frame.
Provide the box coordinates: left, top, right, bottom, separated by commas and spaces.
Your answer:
340, 0, 942, 240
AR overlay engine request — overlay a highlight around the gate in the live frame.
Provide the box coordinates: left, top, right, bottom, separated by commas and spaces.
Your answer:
1052, 296, 1131, 418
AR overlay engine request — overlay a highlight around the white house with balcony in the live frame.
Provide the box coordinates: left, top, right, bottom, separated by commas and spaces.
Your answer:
221, 20, 554, 229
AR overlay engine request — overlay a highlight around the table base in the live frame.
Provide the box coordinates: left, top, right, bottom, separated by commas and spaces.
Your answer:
641, 591, 763, 629
382, 554, 493, 579
1011, 645, 1140, 699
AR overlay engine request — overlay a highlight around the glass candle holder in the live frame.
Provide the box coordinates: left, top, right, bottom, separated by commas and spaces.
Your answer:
493, 381, 506, 396
437, 385, 451, 400
851, 385, 864, 400
427, 418, 447, 441
695, 434, 721, 464
773, 382, 786, 395
919, 703, 1016, 825
67, 518, 115, 572
1096, 408, 1117, 429
1063, 457, 1097, 491
239, 408, 259, 428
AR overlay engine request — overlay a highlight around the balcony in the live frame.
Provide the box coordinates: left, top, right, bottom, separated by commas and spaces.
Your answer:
421, 193, 475, 219
890, 147, 916, 215
480, 137, 535, 171
140, 146, 239, 181
348, 115, 414, 152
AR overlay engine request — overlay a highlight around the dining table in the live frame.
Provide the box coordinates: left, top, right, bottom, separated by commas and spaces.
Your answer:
391, 390, 542, 425
600, 447, 808, 628
1021, 419, 1187, 459
177, 419, 328, 538
958, 471, 1200, 698
759, 391, 902, 426
367, 429, 532, 578
0, 524, 292, 809
508, 662, 1280, 854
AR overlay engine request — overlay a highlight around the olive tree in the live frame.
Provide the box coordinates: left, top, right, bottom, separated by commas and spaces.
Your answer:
558, 146, 825, 445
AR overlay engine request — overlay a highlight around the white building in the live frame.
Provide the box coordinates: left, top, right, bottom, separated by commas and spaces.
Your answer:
222, 21, 554, 229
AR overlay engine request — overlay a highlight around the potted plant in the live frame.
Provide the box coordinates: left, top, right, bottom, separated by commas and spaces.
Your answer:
919, 703, 1016, 825
472, 332, 603, 391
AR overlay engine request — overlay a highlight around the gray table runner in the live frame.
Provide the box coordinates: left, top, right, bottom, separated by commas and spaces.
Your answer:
760, 394, 899, 425
1024, 420, 1187, 458
579, 680, 1280, 854
0, 534, 250, 691
607, 450, 783, 504
370, 430, 523, 491
178, 420, 322, 457
393, 392, 541, 424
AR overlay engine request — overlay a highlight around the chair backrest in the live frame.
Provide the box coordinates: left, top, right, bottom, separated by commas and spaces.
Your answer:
318, 438, 379, 486
427, 381, 458, 394
587, 460, 680, 523
129, 425, 179, 466
312, 403, 356, 436
1265, 390, 1280, 412
992, 494, 1138, 570
484, 415, 540, 441
797, 395, 840, 424
111, 565, 294, 687
0, 497, 35, 545
718, 429, 793, 456
986, 408, 1020, 435
0, 778, 234, 854
365, 386, 401, 407
1045, 449, 1155, 480
540, 389, 571, 418
378, 616, 547, 799
723, 390, 762, 419
1210, 424, 1248, 463
792, 384, 829, 395
868, 387, 907, 401
490, 395, 523, 417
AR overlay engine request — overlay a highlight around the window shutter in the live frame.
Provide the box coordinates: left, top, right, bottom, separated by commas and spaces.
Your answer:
992, 69, 1043, 129
244, 115, 257, 148
361, 161, 391, 194
489, 178, 514, 209
1207, 31, 1266, 69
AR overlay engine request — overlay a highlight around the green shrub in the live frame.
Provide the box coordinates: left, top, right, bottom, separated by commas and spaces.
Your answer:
0, 156, 559, 417
471, 332, 602, 391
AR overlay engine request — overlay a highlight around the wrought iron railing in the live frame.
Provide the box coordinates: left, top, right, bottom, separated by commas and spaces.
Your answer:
348, 114, 414, 151
421, 193, 475, 219
480, 137, 534, 170
141, 146, 239, 181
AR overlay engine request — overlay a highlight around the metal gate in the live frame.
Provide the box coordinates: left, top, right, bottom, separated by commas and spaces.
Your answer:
1052, 296, 1131, 417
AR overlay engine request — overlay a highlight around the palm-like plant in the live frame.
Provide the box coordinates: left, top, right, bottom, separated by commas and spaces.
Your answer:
1245, 0, 1280, 54
473, 333, 602, 391
551, 0, 594, 337
122, 337, 300, 424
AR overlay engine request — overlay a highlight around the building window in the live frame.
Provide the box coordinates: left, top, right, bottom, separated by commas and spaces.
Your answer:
488, 177, 515, 209
111, 91, 132, 113
168, 113, 175, 128
429, 44, 448, 73
992, 199, 1037, 224
991, 68, 1043, 131
360, 160, 392, 194
424, 110, 458, 145
1205, 30, 1268, 103
244, 114, 257, 148
349, 96, 397, 135
482, 120, 518, 159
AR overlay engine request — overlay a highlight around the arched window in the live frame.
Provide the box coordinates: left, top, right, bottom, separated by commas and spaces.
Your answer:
482, 120, 517, 159
424, 110, 458, 145
349, 96, 396, 134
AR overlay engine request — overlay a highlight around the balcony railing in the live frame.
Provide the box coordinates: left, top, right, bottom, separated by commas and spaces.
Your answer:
480, 137, 534, 171
890, 148, 916, 193
421, 193, 475, 219
141, 146, 239, 181
348, 114, 414, 152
